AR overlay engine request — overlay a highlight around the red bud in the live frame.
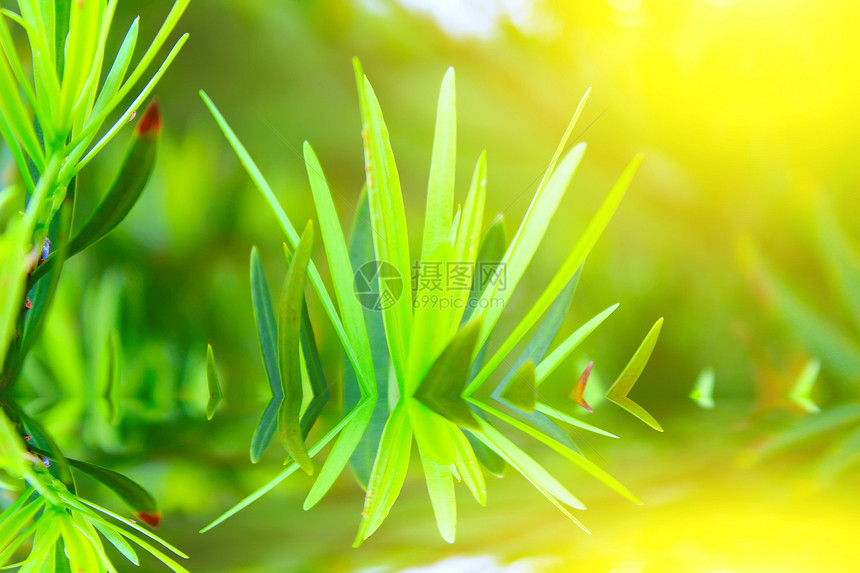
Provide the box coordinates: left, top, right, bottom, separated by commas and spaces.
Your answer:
136, 512, 162, 528
136, 101, 162, 136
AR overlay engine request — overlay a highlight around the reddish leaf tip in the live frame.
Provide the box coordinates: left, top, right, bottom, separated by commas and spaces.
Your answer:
136, 101, 162, 136
136, 512, 162, 528
571, 361, 595, 413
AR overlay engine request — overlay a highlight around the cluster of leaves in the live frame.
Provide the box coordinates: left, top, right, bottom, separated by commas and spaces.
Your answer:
0, 408, 188, 571
741, 201, 860, 480
201, 60, 663, 544
0, 0, 191, 570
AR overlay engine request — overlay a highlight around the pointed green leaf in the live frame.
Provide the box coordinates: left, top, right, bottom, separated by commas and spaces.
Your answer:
420, 450, 457, 543
470, 398, 640, 503
14, 408, 74, 490
299, 303, 330, 437
58, 512, 101, 573
201, 405, 366, 532
90, 520, 139, 567
31, 101, 160, 286
535, 403, 619, 438
200, 91, 368, 387
59, 0, 100, 125
303, 402, 374, 509
496, 271, 581, 402
468, 153, 642, 395
471, 422, 589, 527
790, 358, 821, 414
475, 143, 586, 343
0, 34, 43, 169
343, 188, 388, 487
471, 86, 592, 336
249, 246, 282, 462
303, 142, 375, 394
689, 368, 716, 410
62, 457, 160, 528
354, 400, 412, 545
421, 67, 456, 262
450, 426, 486, 505
500, 361, 537, 412
277, 222, 315, 475
535, 304, 620, 386
605, 318, 664, 432
463, 215, 506, 324
206, 344, 223, 421
413, 318, 483, 430
90, 17, 139, 120
355, 59, 412, 386
0, 497, 43, 550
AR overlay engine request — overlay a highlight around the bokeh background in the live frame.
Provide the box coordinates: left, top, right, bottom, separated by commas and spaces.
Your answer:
20, 0, 860, 571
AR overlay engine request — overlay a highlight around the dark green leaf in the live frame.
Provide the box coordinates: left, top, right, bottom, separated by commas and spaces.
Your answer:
30, 102, 161, 286
248, 246, 283, 463
346, 188, 389, 487
63, 456, 159, 528
500, 361, 537, 412
277, 222, 315, 474
414, 318, 483, 430
463, 215, 506, 324
12, 407, 74, 491
298, 303, 329, 438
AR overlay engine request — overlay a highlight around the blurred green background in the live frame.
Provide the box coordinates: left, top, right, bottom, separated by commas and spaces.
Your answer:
20, 0, 860, 570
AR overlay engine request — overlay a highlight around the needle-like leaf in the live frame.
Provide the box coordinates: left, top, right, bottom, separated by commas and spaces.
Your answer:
277, 222, 315, 475
205, 344, 222, 421
248, 247, 283, 463
422, 67, 456, 263
605, 318, 664, 432
63, 457, 160, 529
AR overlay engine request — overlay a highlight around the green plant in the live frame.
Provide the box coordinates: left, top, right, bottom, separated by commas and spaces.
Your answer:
0, 0, 191, 570
201, 59, 663, 545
